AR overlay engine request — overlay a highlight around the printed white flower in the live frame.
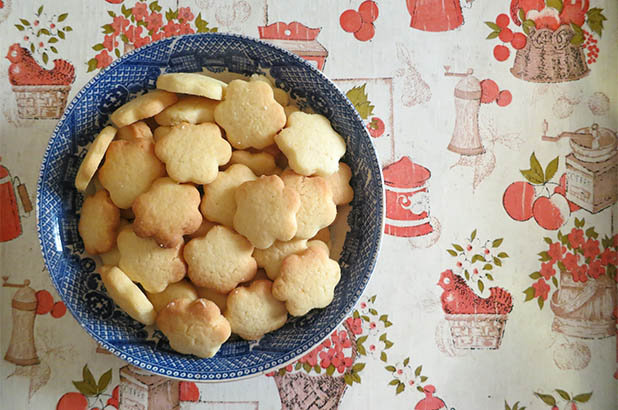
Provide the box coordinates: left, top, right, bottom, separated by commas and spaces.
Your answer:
364, 333, 383, 359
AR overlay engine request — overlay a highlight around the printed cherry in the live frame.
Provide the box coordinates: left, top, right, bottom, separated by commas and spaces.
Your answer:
51, 301, 67, 318
56, 392, 88, 410
367, 117, 385, 137
480, 79, 499, 103
493, 45, 510, 61
511, 32, 527, 49
497, 90, 512, 107
496, 13, 510, 28
358, 1, 379, 23
35, 290, 54, 315
340, 9, 362, 33
532, 194, 570, 230
354, 21, 375, 41
498, 27, 514, 43
503, 181, 536, 221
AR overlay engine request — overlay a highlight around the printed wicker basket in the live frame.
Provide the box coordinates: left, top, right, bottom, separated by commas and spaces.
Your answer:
445, 313, 508, 350
12, 84, 71, 119
510, 24, 589, 83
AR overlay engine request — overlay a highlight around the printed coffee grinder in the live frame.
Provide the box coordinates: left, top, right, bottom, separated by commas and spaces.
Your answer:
542, 122, 618, 213
3, 277, 39, 366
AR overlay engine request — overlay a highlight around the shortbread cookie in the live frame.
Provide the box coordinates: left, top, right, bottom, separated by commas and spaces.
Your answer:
146, 279, 198, 312
249, 74, 289, 106
272, 244, 341, 316
225, 280, 287, 340
132, 177, 203, 248
307, 239, 330, 255
214, 80, 286, 149
253, 238, 308, 280
275, 112, 346, 177
196, 287, 228, 313
110, 90, 178, 128
185, 219, 216, 240
233, 175, 300, 249
75, 126, 117, 192
157, 73, 227, 100
156, 298, 231, 358
117, 225, 186, 293
78, 190, 120, 254
154, 96, 218, 125
228, 150, 279, 176
100, 266, 156, 325
324, 162, 354, 205
200, 164, 256, 227
153, 126, 171, 142
281, 171, 337, 239
116, 121, 153, 142
98, 139, 166, 208
155, 122, 231, 184
184, 226, 257, 293
99, 219, 130, 265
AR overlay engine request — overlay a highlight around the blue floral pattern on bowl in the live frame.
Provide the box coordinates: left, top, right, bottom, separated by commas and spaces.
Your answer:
37, 33, 383, 381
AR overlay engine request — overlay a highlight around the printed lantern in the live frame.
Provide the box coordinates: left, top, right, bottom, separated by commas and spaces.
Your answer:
382, 156, 433, 237
258, 22, 328, 71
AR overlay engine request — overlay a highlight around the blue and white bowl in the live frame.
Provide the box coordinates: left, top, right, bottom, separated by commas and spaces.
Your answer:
37, 33, 383, 381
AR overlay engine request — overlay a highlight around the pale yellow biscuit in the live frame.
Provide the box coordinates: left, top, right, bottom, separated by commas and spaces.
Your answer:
153, 126, 171, 142
132, 177, 203, 248
99, 219, 130, 265
200, 164, 256, 227
228, 150, 279, 176
184, 219, 216, 240
157, 73, 227, 100
146, 279, 198, 312
155, 122, 231, 184
116, 121, 153, 142
117, 225, 186, 293
184, 226, 257, 293
324, 162, 354, 205
272, 244, 341, 316
100, 266, 156, 325
196, 287, 228, 313
233, 175, 300, 249
224, 280, 287, 340
78, 190, 120, 254
93, 173, 105, 192
249, 74, 289, 106
154, 96, 218, 125
75, 126, 117, 192
307, 239, 330, 255
281, 171, 337, 239
98, 139, 166, 209
214, 80, 286, 149
275, 112, 346, 177
156, 298, 231, 358
110, 90, 178, 128
253, 238, 308, 280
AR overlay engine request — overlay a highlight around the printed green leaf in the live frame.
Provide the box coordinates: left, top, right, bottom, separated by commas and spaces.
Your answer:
471, 229, 477, 241
58, 13, 69, 22
20, 19, 31, 26
544, 237, 553, 245
379, 314, 388, 321
58, 31, 65, 39
369, 295, 377, 303
102, 24, 114, 34
150, 1, 162, 12
586, 8, 606, 37
544, 156, 559, 182
520, 169, 543, 184
326, 365, 335, 376
574, 217, 584, 228
37, 6, 44, 16
73, 380, 97, 396
278, 368, 286, 376
43, 28, 54, 35
303, 363, 311, 372
519, 9, 525, 23
121, 5, 131, 18
403, 357, 410, 366
498, 252, 509, 258
352, 363, 365, 373
120, 34, 129, 44
538, 251, 551, 262
361, 315, 370, 322
534, 393, 556, 406
523, 287, 535, 301
493, 257, 502, 267
314, 365, 321, 373
464, 270, 470, 281
351, 372, 360, 383
15, 24, 25, 31
30, 43, 35, 53
478, 280, 485, 293
555, 389, 570, 401
447, 249, 458, 256
486, 273, 494, 281
97, 369, 112, 393
570, 23, 584, 45
420, 375, 428, 382
530, 153, 544, 181
452, 243, 464, 252
487, 31, 500, 40
522, 19, 536, 35
482, 264, 493, 270
108, 11, 116, 18
414, 365, 422, 376
357, 335, 368, 344
607, 264, 616, 279
50, 46, 58, 53
48, 37, 58, 43
546, 0, 563, 13
552, 276, 559, 287
380, 351, 387, 361
492, 238, 504, 248
114, 48, 121, 58
557, 260, 566, 272
87, 58, 98, 72
573, 392, 592, 403
295, 362, 301, 370
379, 333, 387, 342
417, 386, 425, 393
346, 84, 374, 120
42, 52, 48, 64
344, 373, 353, 386
505, 401, 511, 410
92, 43, 105, 51
385, 365, 396, 372
166, 8, 179, 22
538, 297, 545, 309
485, 21, 500, 30
585, 227, 598, 239
65, 26, 73, 31
83, 365, 96, 388
396, 382, 405, 394
388, 379, 399, 385
471, 254, 486, 263
369, 308, 378, 315
384, 339, 394, 348
529, 272, 542, 279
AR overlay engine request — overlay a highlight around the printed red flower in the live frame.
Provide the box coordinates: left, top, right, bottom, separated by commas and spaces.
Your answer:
360, 302, 367, 309
265, 371, 275, 377
178, 7, 195, 22
123, 25, 137, 43
582, 239, 600, 259
95, 50, 113, 69
567, 228, 585, 249
345, 317, 363, 335
532, 278, 550, 300
151, 31, 164, 42
132, 2, 148, 22
111, 15, 130, 35
589, 260, 604, 279
102, 34, 118, 52
540, 262, 556, 280
572, 265, 588, 283
146, 12, 163, 33
179, 22, 195, 35
134, 31, 151, 48
38, 41, 44, 47
473, 268, 479, 275
368, 343, 376, 353
600, 248, 617, 266
563, 252, 579, 272
321, 337, 331, 349
319, 348, 334, 369
613, 234, 618, 248
163, 21, 180, 37
548, 242, 566, 262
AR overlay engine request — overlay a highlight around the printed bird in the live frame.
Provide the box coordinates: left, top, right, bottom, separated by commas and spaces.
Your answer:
6, 43, 75, 86
437, 269, 513, 314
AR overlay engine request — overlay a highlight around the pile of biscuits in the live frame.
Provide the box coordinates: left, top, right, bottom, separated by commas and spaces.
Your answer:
75, 72, 354, 358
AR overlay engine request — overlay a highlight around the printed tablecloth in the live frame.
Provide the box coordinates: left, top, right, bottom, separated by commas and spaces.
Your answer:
1, 0, 617, 409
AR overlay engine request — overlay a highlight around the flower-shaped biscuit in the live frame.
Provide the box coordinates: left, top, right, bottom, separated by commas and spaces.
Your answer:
78, 190, 120, 254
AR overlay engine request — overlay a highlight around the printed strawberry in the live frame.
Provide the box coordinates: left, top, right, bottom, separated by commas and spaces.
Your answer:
366, 117, 385, 137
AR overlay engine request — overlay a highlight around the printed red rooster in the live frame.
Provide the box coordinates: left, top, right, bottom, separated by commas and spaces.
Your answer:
438, 269, 513, 315
6, 43, 75, 86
